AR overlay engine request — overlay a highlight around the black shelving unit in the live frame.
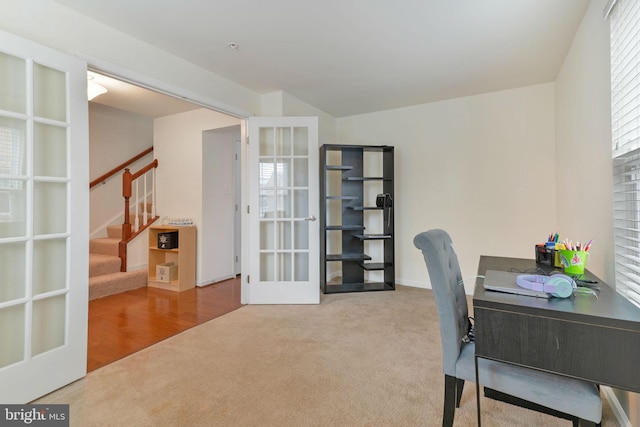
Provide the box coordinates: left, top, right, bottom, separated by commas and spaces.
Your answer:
320, 144, 394, 293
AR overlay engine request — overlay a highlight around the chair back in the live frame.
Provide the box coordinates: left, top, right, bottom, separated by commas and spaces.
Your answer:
413, 229, 469, 376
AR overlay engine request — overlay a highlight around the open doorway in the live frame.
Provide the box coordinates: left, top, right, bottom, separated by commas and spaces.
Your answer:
87, 72, 243, 371
202, 126, 242, 279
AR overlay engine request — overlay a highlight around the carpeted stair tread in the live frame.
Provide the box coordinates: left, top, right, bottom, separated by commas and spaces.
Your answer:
89, 253, 122, 277
89, 215, 156, 299
106, 225, 122, 239
90, 237, 120, 257
89, 270, 148, 300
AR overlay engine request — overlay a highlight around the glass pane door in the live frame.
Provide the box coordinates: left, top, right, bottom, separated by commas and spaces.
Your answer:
249, 117, 318, 304
0, 29, 89, 404
0, 53, 69, 364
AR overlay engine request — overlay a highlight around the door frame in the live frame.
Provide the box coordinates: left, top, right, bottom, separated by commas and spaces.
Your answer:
201, 125, 242, 284
85, 62, 324, 305
85, 58, 254, 304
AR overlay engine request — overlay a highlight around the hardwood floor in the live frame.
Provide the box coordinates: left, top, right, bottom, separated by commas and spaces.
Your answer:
87, 276, 242, 372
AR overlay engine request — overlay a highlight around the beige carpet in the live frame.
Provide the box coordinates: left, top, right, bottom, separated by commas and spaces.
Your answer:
36, 286, 616, 426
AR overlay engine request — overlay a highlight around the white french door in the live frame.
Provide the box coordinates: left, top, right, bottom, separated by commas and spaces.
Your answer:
248, 117, 319, 304
0, 29, 89, 403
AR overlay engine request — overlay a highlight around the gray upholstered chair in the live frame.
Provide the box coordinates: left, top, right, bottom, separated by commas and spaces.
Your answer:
413, 229, 602, 426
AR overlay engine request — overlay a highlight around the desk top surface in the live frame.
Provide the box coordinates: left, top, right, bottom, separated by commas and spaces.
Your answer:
473, 255, 640, 330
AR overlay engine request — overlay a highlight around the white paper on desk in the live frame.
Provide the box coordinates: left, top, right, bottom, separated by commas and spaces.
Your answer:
483, 270, 550, 298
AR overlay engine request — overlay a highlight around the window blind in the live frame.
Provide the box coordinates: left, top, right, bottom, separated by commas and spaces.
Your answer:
611, 0, 640, 308
0, 126, 24, 190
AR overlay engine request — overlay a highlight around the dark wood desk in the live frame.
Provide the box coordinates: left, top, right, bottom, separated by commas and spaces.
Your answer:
472, 256, 640, 425
473, 255, 640, 392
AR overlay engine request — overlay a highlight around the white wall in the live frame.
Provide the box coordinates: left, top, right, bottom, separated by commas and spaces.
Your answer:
89, 103, 153, 236
262, 90, 338, 146
556, 1, 638, 424
260, 92, 285, 116
154, 108, 240, 285
555, 0, 614, 285
337, 84, 556, 293
281, 91, 337, 146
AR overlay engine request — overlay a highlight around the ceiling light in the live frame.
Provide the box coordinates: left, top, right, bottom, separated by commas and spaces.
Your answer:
87, 75, 108, 100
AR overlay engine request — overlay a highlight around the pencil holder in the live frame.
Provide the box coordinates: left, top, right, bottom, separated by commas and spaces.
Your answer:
559, 250, 588, 275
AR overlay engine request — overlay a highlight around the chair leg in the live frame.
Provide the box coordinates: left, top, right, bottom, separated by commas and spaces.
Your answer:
443, 375, 457, 427
455, 378, 465, 408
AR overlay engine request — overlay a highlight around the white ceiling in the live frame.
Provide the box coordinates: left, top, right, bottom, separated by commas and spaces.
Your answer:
60, 0, 590, 118
87, 72, 200, 118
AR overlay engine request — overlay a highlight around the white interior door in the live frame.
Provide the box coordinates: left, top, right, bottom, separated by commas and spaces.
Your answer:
202, 126, 239, 284
248, 117, 319, 304
0, 29, 89, 403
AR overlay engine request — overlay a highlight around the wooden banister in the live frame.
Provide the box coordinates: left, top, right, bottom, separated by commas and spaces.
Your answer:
122, 168, 132, 245
130, 159, 158, 180
119, 216, 158, 274
120, 158, 159, 271
90, 146, 154, 189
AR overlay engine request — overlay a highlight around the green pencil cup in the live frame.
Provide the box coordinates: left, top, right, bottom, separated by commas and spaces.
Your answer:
559, 250, 588, 275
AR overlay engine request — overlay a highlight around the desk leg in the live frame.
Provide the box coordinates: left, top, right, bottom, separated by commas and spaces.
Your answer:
475, 355, 481, 426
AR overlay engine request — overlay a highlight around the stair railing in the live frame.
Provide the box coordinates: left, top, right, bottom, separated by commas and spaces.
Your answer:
90, 147, 158, 272
120, 159, 159, 271
90, 146, 154, 189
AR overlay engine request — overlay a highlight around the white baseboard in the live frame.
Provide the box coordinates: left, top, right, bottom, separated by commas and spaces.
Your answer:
396, 278, 429, 289
198, 274, 235, 287
602, 386, 632, 427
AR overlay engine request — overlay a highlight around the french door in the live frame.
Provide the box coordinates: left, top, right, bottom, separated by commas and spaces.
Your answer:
248, 117, 319, 304
0, 29, 89, 403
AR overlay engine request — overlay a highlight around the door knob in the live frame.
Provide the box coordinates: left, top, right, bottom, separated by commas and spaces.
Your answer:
304, 215, 317, 221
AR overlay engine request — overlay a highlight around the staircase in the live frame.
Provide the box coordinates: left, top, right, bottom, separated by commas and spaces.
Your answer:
89, 147, 158, 300
89, 225, 147, 300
